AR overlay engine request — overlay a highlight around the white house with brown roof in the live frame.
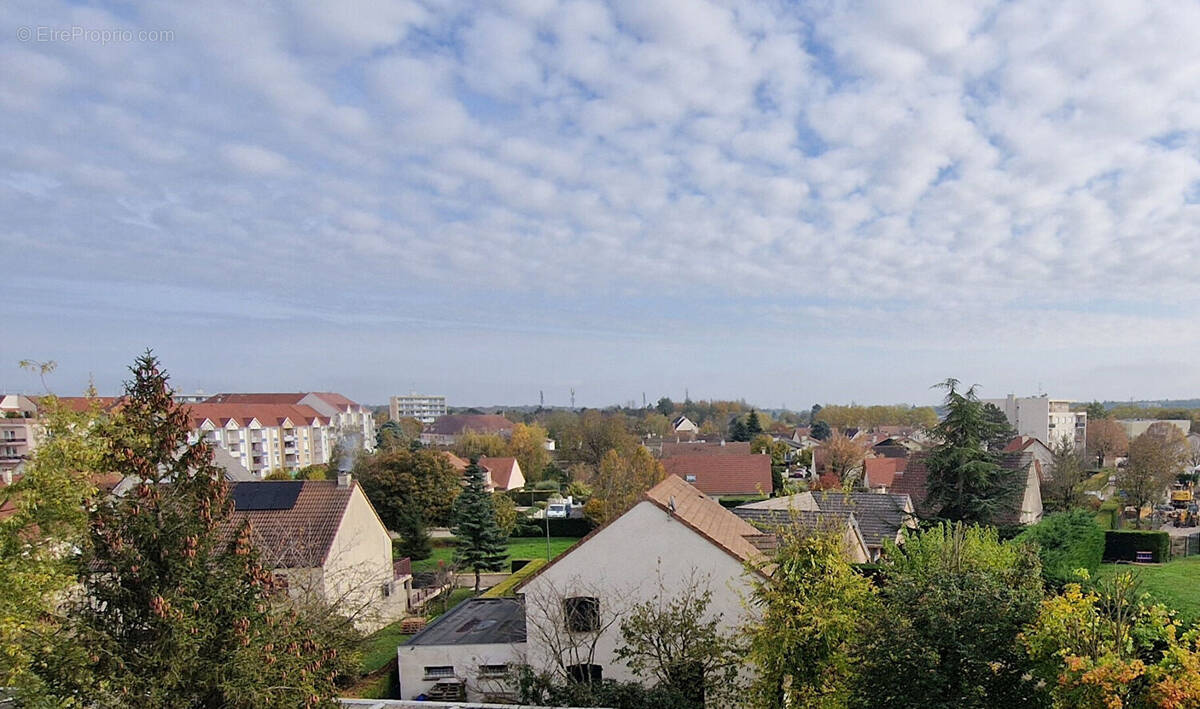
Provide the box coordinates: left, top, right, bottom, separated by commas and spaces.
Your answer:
517, 475, 765, 686
226, 477, 410, 632
477, 457, 525, 492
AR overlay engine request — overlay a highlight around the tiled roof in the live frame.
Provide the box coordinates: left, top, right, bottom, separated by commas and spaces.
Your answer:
478, 457, 519, 489
800, 491, 914, 549
659, 454, 772, 496
660, 441, 752, 458
187, 403, 331, 428
441, 452, 469, 471
204, 393, 306, 405
890, 452, 930, 511
52, 396, 124, 413
863, 457, 906, 488
223, 480, 354, 569
307, 392, 360, 409
644, 475, 764, 564
426, 414, 514, 436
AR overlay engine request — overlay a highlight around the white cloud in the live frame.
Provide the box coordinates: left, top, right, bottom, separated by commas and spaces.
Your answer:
221, 143, 292, 176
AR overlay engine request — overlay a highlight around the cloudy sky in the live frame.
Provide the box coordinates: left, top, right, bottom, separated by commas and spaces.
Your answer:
5, 1, 1200, 408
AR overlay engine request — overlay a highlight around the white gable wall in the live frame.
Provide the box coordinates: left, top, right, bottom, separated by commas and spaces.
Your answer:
324, 484, 405, 631
520, 499, 755, 685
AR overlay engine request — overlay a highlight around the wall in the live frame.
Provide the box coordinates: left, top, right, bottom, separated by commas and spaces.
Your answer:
324, 484, 406, 631
397, 641, 526, 702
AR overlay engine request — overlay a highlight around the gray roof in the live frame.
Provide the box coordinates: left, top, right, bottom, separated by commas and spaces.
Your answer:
733, 507, 858, 534
212, 446, 254, 482
406, 598, 526, 647
802, 491, 914, 549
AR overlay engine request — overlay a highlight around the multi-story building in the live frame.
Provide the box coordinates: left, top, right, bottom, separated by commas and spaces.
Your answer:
0, 395, 39, 474
188, 403, 335, 477
389, 394, 447, 424
202, 393, 375, 454
984, 394, 1087, 450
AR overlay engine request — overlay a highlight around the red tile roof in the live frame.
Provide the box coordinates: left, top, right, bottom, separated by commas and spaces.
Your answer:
187, 403, 331, 428
863, 457, 906, 488
660, 454, 772, 496
441, 452, 469, 471
478, 457, 520, 489
52, 396, 124, 413
204, 393, 307, 405
890, 453, 930, 511
644, 475, 764, 563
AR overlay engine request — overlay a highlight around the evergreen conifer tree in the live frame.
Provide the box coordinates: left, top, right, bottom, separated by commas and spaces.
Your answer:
395, 505, 433, 561
452, 460, 509, 591
746, 410, 764, 436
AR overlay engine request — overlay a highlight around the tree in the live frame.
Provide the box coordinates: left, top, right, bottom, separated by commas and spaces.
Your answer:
582, 447, 665, 525
819, 432, 868, 485
1014, 510, 1105, 588
492, 492, 519, 537
1041, 438, 1089, 512
43, 352, 358, 707
0, 396, 103, 700
745, 522, 876, 708
454, 430, 510, 460
981, 403, 1017, 451
810, 420, 832, 441
655, 397, 675, 417
354, 448, 461, 528
393, 506, 432, 561
1022, 572, 1200, 707
746, 410, 764, 437
1084, 400, 1109, 420
375, 419, 406, 451
615, 572, 743, 707
1119, 424, 1189, 523
1087, 418, 1129, 469
509, 423, 551, 483
729, 417, 750, 442
923, 379, 1025, 525
852, 523, 1045, 709
17, 358, 57, 393
751, 434, 787, 494
451, 460, 508, 591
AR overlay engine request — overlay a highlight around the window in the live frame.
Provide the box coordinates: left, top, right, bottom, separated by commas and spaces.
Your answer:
424, 665, 455, 679
563, 596, 600, 633
566, 664, 603, 683
478, 664, 508, 678
684, 474, 697, 482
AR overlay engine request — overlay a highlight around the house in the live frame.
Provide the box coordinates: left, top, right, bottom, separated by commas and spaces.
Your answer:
670, 415, 699, 434
223, 476, 410, 632
733, 504, 872, 563
203, 392, 376, 453
398, 597, 525, 702
188, 403, 335, 477
518, 475, 764, 688
0, 395, 39, 473
1003, 436, 1054, 473
659, 440, 752, 458
891, 451, 1042, 526
420, 414, 515, 446
477, 457, 526, 492
738, 491, 915, 560
659, 454, 772, 498
862, 457, 907, 491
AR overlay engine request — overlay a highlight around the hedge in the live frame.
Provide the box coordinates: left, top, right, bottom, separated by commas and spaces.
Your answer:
481, 558, 547, 598
1015, 510, 1105, 586
1103, 529, 1171, 563
511, 517, 595, 538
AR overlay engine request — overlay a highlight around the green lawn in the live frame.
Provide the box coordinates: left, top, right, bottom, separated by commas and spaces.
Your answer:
1095, 557, 1200, 625
410, 536, 578, 573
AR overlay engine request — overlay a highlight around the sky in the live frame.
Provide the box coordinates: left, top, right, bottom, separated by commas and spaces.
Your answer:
5, 1, 1200, 409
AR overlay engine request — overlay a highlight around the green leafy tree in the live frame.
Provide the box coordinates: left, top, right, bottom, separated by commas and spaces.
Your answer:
655, 397, 675, 417
615, 574, 744, 708
0, 396, 103, 701
453, 430, 510, 460
374, 420, 406, 451
1014, 510, 1104, 588
452, 460, 508, 591
43, 352, 358, 707
354, 448, 461, 527
745, 523, 876, 708
810, 420, 832, 441
1084, 400, 1109, 420
492, 492, 519, 537
509, 423, 550, 483
924, 379, 1025, 524
852, 523, 1045, 709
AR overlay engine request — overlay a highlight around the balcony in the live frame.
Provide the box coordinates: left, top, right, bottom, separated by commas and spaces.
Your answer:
1, 437, 26, 444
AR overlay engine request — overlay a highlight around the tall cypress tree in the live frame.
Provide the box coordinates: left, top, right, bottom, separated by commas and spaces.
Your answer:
452, 460, 508, 591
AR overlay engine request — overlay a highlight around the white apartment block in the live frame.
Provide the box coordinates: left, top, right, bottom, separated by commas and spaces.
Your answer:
202, 392, 376, 455
0, 395, 40, 473
188, 404, 336, 477
984, 394, 1087, 450
389, 394, 447, 424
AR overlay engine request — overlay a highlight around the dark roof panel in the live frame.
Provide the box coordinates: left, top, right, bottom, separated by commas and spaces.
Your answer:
406, 598, 526, 646
232, 481, 304, 511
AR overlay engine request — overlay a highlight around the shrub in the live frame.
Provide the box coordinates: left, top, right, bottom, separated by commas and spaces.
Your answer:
1015, 510, 1105, 587
510, 517, 595, 538
1103, 530, 1171, 562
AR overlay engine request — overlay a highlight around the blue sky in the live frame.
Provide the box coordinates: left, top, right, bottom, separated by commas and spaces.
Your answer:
5, 1, 1200, 408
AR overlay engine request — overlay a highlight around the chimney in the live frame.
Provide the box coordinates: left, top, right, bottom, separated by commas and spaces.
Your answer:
338, 471, 352, 488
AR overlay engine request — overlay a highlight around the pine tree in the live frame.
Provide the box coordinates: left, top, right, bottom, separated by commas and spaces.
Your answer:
452, 460, 509, 591
395, 505, 433, 561
746, 410, 764, 436
44, 351, 358, 707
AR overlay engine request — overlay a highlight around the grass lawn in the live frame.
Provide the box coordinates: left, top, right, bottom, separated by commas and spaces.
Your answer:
410, 536, 578, 573
1095, 557, 1200, 625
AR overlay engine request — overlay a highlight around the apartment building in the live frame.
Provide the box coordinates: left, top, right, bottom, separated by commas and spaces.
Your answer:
0, 395, 39, 473
389, 394, 447, 424
202, 392, 375, 453
188, 403, 335, 477
983, 394, 1087, 450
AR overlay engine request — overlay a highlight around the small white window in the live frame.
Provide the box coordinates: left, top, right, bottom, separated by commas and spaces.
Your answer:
424, 665, 455, 679
685, 474, 697, 483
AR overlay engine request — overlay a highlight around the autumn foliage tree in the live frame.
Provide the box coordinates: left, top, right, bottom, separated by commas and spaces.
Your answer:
41, 352, 358, 708
354, 447, 461, 528
1119, 423, 1189, 522
819, 432, 869, 485
509, 422, 551, 482
1086, 418, 1129, 469
582, 447, 665, 525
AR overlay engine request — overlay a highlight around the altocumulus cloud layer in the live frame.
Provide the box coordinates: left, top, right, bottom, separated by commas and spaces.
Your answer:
4, 0, 1200, 405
